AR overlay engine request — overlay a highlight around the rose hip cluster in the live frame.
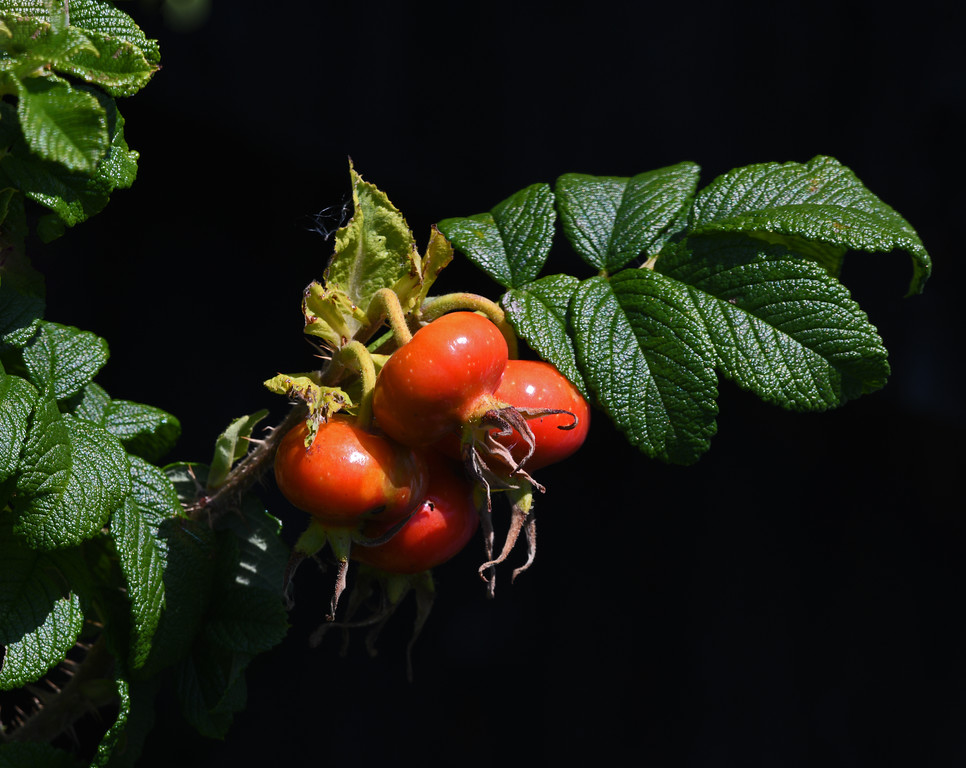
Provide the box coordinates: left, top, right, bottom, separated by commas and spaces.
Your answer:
274, 311, 589, 621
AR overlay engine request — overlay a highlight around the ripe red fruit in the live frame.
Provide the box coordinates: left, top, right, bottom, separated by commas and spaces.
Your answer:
273, 416, 427, 529
490, 359, 590, 470
434, 359, 590, 471
352, 453, 479, 574
372, 311, 508, 447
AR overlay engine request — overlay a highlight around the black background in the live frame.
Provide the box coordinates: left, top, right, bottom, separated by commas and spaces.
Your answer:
30, 0, 966, 765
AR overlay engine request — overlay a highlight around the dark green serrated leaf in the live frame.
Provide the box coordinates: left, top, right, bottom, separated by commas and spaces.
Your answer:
555, 163, 700, 271
688, 156, 931, 295
202, 510, 288, 656
64, 382, 180, 463
0, 279, 44, 348
438, 183, 555, 289
570, 272, 718, 464
501, 274, 587, 397
175, 641, 249, 739
14, 410, 130, 550
0, 368, 37, 482
170, 481, 287, 739
136, 514, 215, 678
16, 74, 108, 174
94, 677, 158, 768
0, 512, 86, 689
111, 457, 181, 671
22, 321, 108, 400
0, 742, 86, 768
0, 93, 135, 240
657, 235, 890, 410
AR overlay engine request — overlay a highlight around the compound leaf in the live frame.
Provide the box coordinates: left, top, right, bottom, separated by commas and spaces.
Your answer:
14, 409, 130, 550
64, 382, 181, 464
688, 155, 931, 295
438, 182, 555, 289
570, 272, 718, 464
22, 321, 109, 401
555, 162, 700, 271
657, 235, 890, 409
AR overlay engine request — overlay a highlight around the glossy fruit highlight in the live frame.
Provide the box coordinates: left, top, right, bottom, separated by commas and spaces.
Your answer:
372, 311, 508, 447
352, 452, 479, 574
273, 416, 427, 529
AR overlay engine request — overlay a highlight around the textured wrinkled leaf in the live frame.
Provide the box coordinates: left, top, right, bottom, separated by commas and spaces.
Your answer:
0, 368, 37, 482
657, 235, 890, 409
61, 0, 161, 65
0, 94, 136, 241
53, 29, 158, 98
0, 514, 86, 689
326, 163, 419, 326
22, 321, 109, 400
0, 0, 159, 65
556, 163, 700, 271
136, 513, 215, 678
570, 272, 718, 464
207, 410, 269, 491
0, 279, 44, 347
689, 156, 931, 295
502, 274, 587, 397
16, 75, 108, 174
14, 410, 130, 550
63, 382, 180, 463
92, 677, 158, 768
438, 183, 555, 289
111, 457, 182, 671
168, 473, 288, 738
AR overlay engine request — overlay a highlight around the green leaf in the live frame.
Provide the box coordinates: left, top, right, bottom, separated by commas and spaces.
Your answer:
657, 235, 890, 409
688, 155, 931, 295
60, 0, 161, 66
52, 28, 158, 98
0, 1, 160, 66
170, 489, 288, 738
136, 512, 216, 678
92, 677, 158, 768
22, 321, 109, 400
438, 182, 555, 289
501, 274, 587, 397
110, 457, 182, 671
555, 163, 700, 271
263, 373, 352, 422
67, 383, 181, 463
0, 279, 44, 348
0, 94, 135, 241
207, 410, 269, 491
14, 410, 130, 550
0, 512, 86, 689
570, 272, 718, 464
0, 368, 37, 482
325, 163, 420, 328
16, 74, 109, 174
